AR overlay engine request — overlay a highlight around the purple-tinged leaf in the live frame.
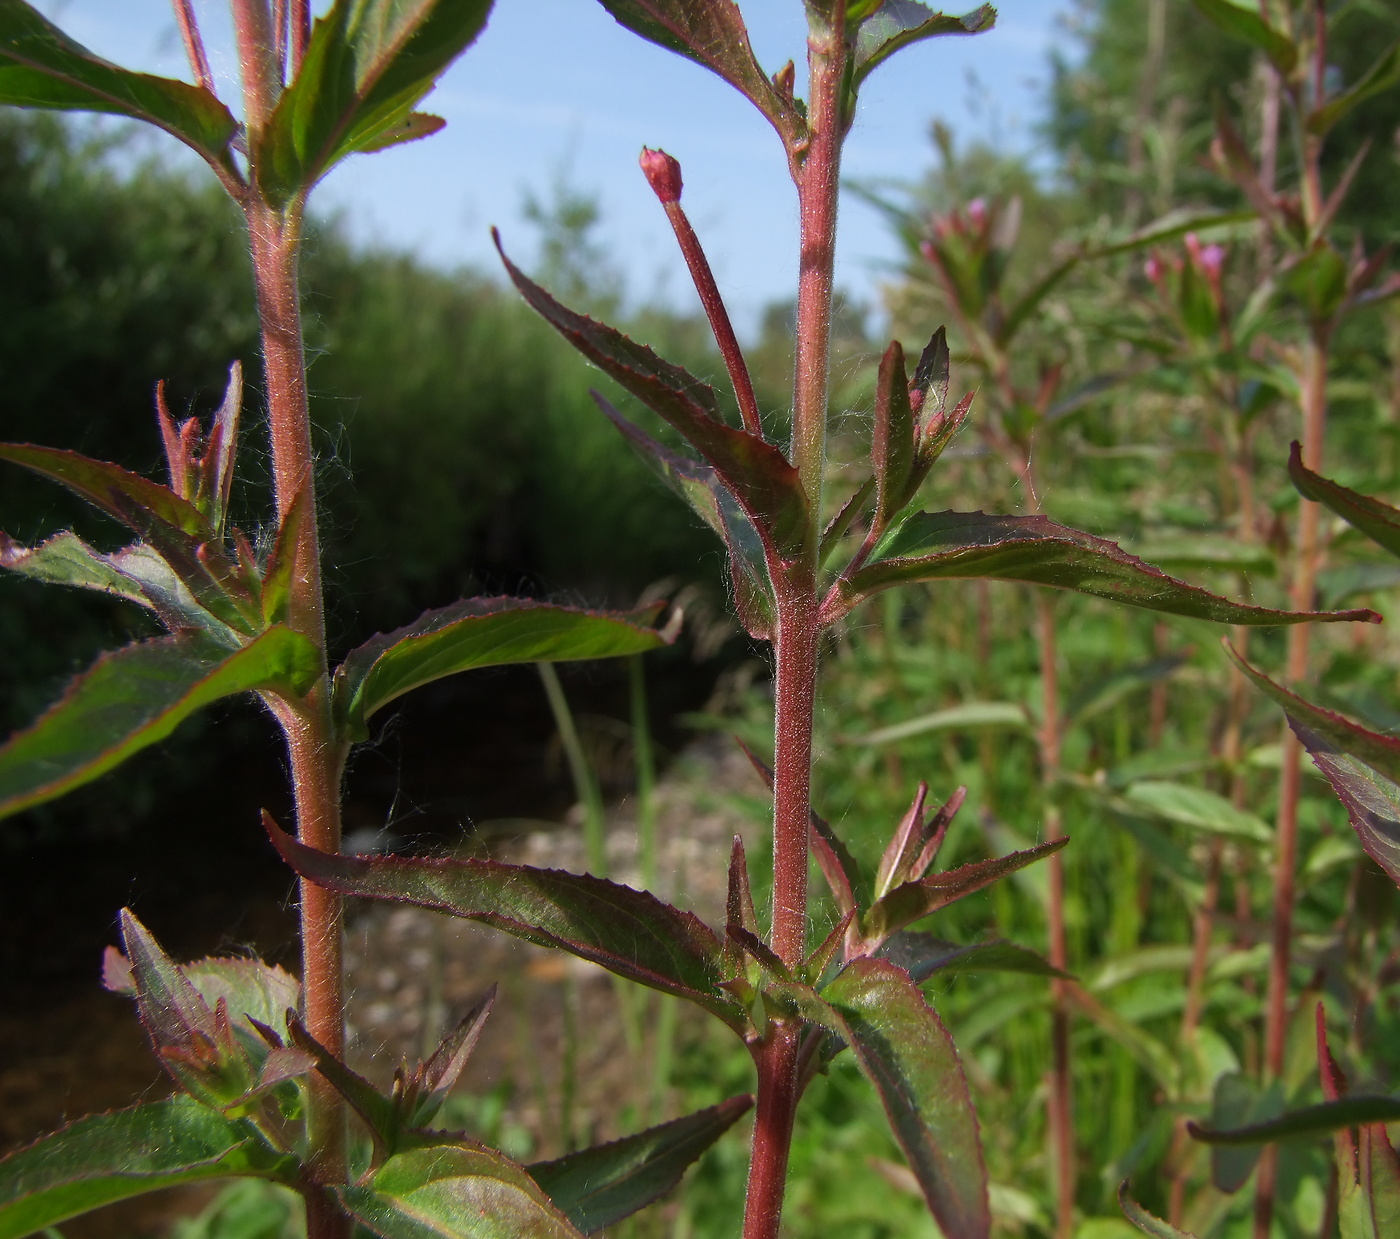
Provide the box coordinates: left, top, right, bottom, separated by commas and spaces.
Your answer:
529, 1096, 751, 1234
819, 476, 876, 567
286, 1015, 398, 1158
119, 910, 217, 1054
1, 530, 154, 610
1118, 1183, 1199, 1237
266, 819, 746, 1033
878, 933, 1067, 983
257, 485, 310, 629
593, 0, 802, 149
852, 3, 995, 88
0, 1097, 289, 1239
414, 987, 496, 1127
725, 836, 760, 948
872, 341, 918, 528
0, 627, 320, 821
498, 239, 809, 559
334, 596, 670, 741
805, 911, 854, 984
859, 838, 1068, 950
0, 1, 238, 170
1287, 440, 1400, 560
1189, 1096, 1400, 1145
837, 509, 1380, 626
821, 957, 990, 1239
1294, 725, 1400, 888
596, 394, 773, 638
157, 363, 242, 536
341, 1144, 585, 1239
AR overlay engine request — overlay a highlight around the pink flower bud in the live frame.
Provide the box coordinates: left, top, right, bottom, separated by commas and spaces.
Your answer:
967, 198, 987, 230
1144, 255, 1164, 284
640, 147, 682, 205
1198, 243, 1225, 278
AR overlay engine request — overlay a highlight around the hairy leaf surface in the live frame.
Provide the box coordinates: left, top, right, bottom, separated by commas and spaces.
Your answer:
852, 3, 995, 87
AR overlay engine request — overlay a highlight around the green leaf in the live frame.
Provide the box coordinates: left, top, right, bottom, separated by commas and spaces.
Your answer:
0, 0, 237, 168
497, 238, 809, 560
842, 701, 1028, 746
1309, 40, 1400, 134
872, 340, 918, 528
342, 1144, 584, 1239
334, 596, 669, 741
1288, 441, 1400, 560
529, 1096, 751, 1234
0, 1098, 286, 1239
0, 627, 320, 821
1199, 1072, 1281, 1191
1189, 0, 1296, 73
839, 509, 1379, 626
0, 530, 155, 608
1121, 781, 1272, 844
1282, 245, 1349, 323
1125, 536, 1275, 575
1066, 655, 1187, 726
1189, 1096, 1400, 1145
852, 3, 995, 87
878, 933, 1067, 982
1118, 1182, 1200, 1237
593, 0, 802, 148
1095, 207, 1258, 258
265, 820, 746, 1033
822, 957, 991, 1239
256, 0, 491, 205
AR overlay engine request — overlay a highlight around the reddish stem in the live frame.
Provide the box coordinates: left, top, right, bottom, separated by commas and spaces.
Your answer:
171, 0, 214, 93
743, 1025, 802, 1239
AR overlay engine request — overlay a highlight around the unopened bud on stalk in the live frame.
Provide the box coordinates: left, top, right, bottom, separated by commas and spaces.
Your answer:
640, 147, 683, 205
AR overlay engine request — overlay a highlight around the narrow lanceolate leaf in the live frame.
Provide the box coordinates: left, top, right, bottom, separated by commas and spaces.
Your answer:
1118, 1183, 1199, 1237
0, 628, 320, 821
529, 1096, 752, 1234
861, 839, 1067, 948
118, 910, 217, 1055
872, 340, 918, 528
843, 701, 1028, 746
1189, 0, 1296, 73
1288, 441, 1400, 560
1122, 781, 1272, 844
497, 239, 809, 559
837, 510, 1379, 626
592, 0, 802, 147
341, 1145, 584, 1239
822, 958, 990, 1239
878, 933, 1067, 983
0, 1, 237, 168
256, 0, 492, 205
852, 3, 996, 88
0, 530, 152, 608
1189, 1097, 1400, 1145
0, 1098, 286, 1239
1293, 723, 1400, 888
266, 821, 746, 1033
1308, 40, 1400, 135
334, 596, 669, 741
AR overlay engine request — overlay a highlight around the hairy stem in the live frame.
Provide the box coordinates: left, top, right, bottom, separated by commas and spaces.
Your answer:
743, 1024, 802, 1239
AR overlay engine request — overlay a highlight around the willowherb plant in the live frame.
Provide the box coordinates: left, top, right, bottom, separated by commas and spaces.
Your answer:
0, 3, 1386, 1239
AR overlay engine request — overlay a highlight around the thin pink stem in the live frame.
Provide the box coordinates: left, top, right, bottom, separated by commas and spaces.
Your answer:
171, 0, 215, 94
291, 0, 311, 76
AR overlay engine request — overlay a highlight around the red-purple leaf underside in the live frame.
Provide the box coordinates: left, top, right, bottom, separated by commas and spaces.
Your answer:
497, 239, 808, 558
265, 821, 746, 1033
843, 510, 1379, 625
822, 958, 991, 1239
0, 628, 320, 821
1292, 722, 1400, 887
1288, 441, 1400, 560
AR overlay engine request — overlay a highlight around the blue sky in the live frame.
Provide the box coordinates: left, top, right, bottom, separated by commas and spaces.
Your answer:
35, 1, 1074, 334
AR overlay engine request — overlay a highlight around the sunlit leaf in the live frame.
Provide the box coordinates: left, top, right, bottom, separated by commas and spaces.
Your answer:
852, 3, 995, 87
1189, 0, 1296, 73
878, 933, 1066, 982
872, 340, 918, 528
0, 628, 320, 821
334, 596, 669, 740
529, 1096, 751, 1234
497, 238, 809, 559
1288, 441, 1400, 561
821, 957, 990, 1239
1122, 781, 1272, 844
0, 530, 159, 611
266, 819, 746, 1033
0, 1098, 287, 1239
1308, 40, 1400, 134
838, 509, 1378, 626
1118, 1182, 1199, 1237
842, 701, 1028, 746
0, 0, 237, 168
341, 1144, 584, 1239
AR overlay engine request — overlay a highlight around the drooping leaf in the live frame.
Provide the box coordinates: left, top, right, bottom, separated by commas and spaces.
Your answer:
0, 627, 320, 821
497, 239, 809, 559
334, 596, 669, 741
1189, 1096, 1400, 1145
265, 820, 745, 1033
860, 838, 1067, 948
529, 1096, 751, 1234
878, 933, 1067, 983
0, 1098, 287, 1239
593, 0, 801, 147
0, 1, 238, 168
256, 0, 493, 205
1308, 40, 1400, 135
1122, 781, 1272, 844
1189, 0, 1296, 73
821, 957, 990, 1239
341, 1144, 584, 1239
852, 3, 995, 88
843, 701, 1029, 746
1294, 723, 1400, 888
1287, 441, 1400, 560
1118, 1182, 1200, 1237
838, 509, 1379, 626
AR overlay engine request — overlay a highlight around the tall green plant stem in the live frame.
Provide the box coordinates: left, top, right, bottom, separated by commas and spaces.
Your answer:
1254, 326, 1329, 1239
743, 17, 847, 1239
